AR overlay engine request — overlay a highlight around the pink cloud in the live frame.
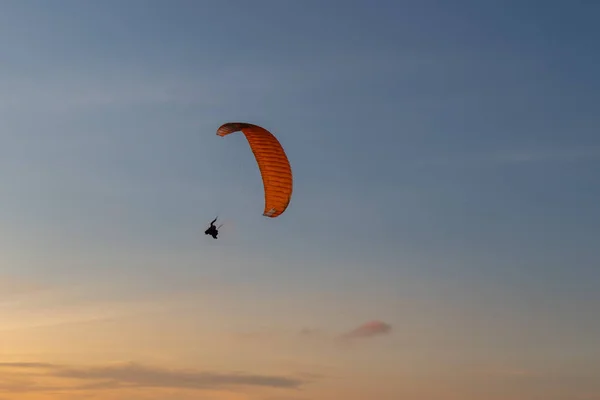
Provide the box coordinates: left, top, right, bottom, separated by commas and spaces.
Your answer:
340, 320, 392, 340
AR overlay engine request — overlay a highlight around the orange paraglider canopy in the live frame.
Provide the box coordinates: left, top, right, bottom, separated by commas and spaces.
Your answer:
217, 122, 293, 218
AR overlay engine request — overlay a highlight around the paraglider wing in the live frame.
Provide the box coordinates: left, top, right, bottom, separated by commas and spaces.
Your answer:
217, 122, 293, 218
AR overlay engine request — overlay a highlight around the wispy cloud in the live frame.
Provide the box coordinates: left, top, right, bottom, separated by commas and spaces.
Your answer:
236, 321, 394, 345
298, 328, 323, 338
0, 361, 307, 393
479, 367, 540, 379
0, 281, 174, 332
56, 362, 303, 389
0, 363, 53, 369
339, 320, 393, 340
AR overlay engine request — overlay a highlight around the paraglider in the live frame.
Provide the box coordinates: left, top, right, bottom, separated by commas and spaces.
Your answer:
216, 122, 293, 218
204, 216, 221, 239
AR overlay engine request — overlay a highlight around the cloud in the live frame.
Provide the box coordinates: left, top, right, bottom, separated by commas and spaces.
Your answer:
480, 367, 540, 379
261, 397, 308, 400
0, 362, 54, 369
293, 321, 394, 346
0, 284, 167, 332
231, 322, 394, 350
298, 328, 323, 338
0, 361, 306, 393
56, 362, 302, 389
339, 320, 392, 340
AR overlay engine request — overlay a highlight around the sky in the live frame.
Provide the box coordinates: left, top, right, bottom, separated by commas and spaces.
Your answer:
0, 0, 599, 399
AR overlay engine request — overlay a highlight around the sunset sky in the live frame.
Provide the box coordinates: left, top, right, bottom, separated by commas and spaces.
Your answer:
1, 1, 599, 399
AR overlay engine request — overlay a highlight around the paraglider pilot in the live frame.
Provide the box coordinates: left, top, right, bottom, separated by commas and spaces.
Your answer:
205, 217, 219, 239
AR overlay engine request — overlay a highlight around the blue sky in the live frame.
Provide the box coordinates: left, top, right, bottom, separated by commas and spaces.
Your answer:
0, 1, 599, 398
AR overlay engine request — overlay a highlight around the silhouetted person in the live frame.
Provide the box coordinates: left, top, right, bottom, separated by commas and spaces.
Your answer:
205, 217, 219, 239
